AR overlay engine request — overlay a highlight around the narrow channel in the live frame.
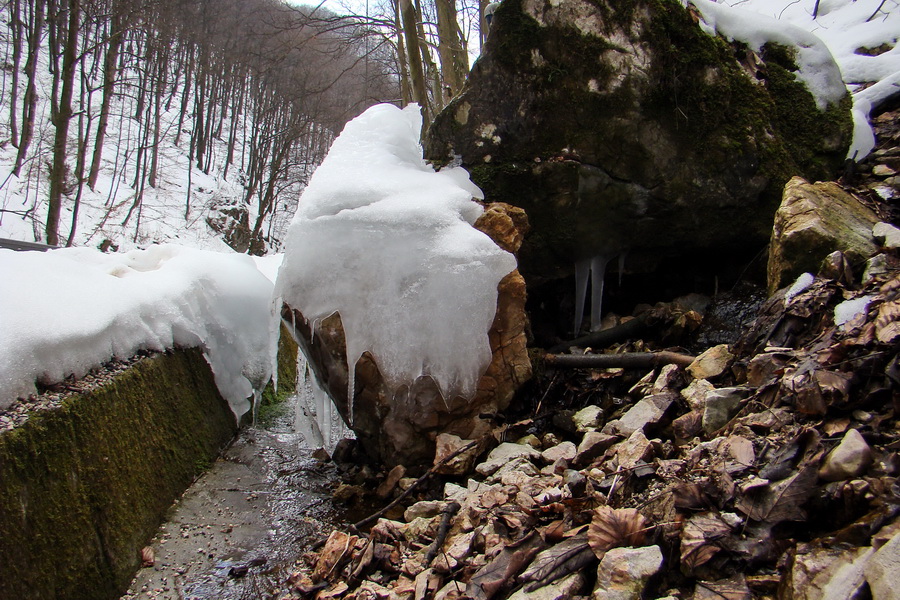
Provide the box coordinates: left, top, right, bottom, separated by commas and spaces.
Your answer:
122, 388, 343, 600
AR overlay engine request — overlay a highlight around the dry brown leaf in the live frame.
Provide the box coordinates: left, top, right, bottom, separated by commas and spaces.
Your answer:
481, 488, 509, 509
735, 464, 818, 524
140, 546, 155, 568
313, 530, 358, 582
679, 513, 732, 573
824, 417, 851, 436
587, 506, 648, 559
876, 300, 900, 343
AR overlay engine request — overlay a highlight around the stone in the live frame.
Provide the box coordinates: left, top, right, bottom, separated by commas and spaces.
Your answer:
865, 529, 900, 600
681, 379, 715, 412
768, 177, 879, 294
783, 542, 873, 600
672, 411, 703, 442
592, 545, 664, 600
404, 500, 447, 523
487, 455, 542, 483
433, 433, 480, 475
281, 204, 532, 470
874, 222, 900, 249
688, 345, 734, 380
574, 431, 618, 467
873, 164, 897, 177
376, 464, 407, 499
573, 405, 603, 432
702, 387, 748, 434
509, 572, 586, 600
444, 482, 468, 502
603, 392, 677, 436
425, 0, 851, 330
476, 442, 541, 476
652, 364, 682, 393
818, 429, 873, 482
616, 430, 652, 470
541, 441, 577, 464
516, 433, 542, 448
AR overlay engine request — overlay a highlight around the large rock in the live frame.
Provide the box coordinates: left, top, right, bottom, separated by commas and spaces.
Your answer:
284, 203, 532, 470
768, 177, 880, 293
425, 0, 851, 324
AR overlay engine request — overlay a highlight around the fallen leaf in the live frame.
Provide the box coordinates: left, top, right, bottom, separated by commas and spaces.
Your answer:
519, 534, 593, 590
680, 513, 732, 573
140, 546, 155, 568
467, 531, 545, 600
735, 464, 818, 524
587, 506, 649, 559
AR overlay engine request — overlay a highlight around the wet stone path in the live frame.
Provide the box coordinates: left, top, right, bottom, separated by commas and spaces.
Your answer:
122, 399, 341, 600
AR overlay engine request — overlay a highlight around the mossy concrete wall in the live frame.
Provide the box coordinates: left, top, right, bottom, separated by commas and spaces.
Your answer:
0, 347, 239, 600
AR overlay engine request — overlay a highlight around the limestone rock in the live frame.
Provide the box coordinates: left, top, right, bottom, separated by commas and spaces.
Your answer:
573, 405, 603, 432
508, 571, 586, 600
702, 387, 748, 434
603, 392, 677, 436
592, 545, 664, 600
682, 379, 715, 412
688, 345, 734, 380
865, 530, 900, 600
476, 443, 541, 476
434, 433, 480, 475
768, 177, 880, 294
616, 430, 652, 470
783, 543, 873, 600
541, 441, 577, 464
425, 0, 851, 301
575, 431, 618, 467
404, 500, 447, 523
874, 222, 900, 249
818, 429, 873, 482
281, 205, 531, 470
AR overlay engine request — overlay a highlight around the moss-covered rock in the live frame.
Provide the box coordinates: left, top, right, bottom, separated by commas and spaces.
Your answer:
425, 0, 852, 292
0, 348, 238, 600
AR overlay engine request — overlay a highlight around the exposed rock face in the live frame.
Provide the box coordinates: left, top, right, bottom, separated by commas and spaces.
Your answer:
284, 203, 532, 470
768, 176, 880, 293
425, 0, 852, 294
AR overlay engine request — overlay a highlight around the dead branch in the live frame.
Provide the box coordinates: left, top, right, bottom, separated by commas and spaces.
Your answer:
549, 311, 655, 353
543, 350, 695, 370
424, 501, 461, 566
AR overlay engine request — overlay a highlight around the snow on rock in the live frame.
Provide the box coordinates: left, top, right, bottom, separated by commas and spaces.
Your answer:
835, 295, 874, 327
689, 0, 847, 111
0, 244, 275, 417
275, 104, 517, 413
786, 272, 816, 302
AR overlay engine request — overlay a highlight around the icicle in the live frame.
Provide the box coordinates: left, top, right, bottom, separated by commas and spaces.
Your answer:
590, 255, 611, 332
573, 258, 591, 334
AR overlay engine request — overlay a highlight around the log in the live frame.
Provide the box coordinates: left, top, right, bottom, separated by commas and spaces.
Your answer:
543, 351, 695, 370
549, 311, 654, 353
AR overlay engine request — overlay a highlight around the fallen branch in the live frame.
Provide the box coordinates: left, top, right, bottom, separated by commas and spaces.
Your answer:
350, 437, 483, 532
424, 501, 461, 566
549, 311, 654, 353
543, 350, 695, 370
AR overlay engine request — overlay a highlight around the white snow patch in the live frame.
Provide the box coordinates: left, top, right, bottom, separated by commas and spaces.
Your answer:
0, 245, 275, 417
785, 272, 815, 301
834, 295, 873, 327
689, 0, 847, 111
275, 104, 516, 419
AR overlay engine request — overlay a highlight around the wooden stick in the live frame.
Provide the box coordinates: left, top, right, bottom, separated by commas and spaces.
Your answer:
424, 501, 461, 566
543, 350, 695, 370
549, 311, 654, 353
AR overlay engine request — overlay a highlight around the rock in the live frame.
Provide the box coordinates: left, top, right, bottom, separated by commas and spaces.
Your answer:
592, 545, 664, 600
476, 442, 541, 476
615, 430, 652, 470
425, 0, 850, 328
404, 500, 447, 523
516, 433, 542, 449
874, 222, 900, 249
603, 392, 677, 436
865, 530, 900, 600
541, 441, 577, 464
433, 433, 480, 475
873, 164, 897, 177
681, 379, 716, 412
783, 543, 873, 600
573, 405, 603, 432
508, 571, 586, 600
487, 455, 542, 484
702, 387, 748, 434
768, 177, 879, 294
818, 429, 873, 482
688, 345, 734, 380
376, 464, 407, 499
652, 364, 682, 394
281, 204, 532, 469
444, 482, 468, 502
574, 431, 618, 467
672, 411, 703, 442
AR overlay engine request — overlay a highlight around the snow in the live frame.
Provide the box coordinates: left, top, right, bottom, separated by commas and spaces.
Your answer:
0, 244, 275, 417
834, 295, 874, 327
688, 0, 900, 159
785, 272, 815, 301
275, 104, 516, 420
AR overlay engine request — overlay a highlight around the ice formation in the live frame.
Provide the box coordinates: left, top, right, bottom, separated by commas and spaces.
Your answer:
689, 0, 848, 111
275, 104, 517, 418
785, 272, 815, 302
0, 244, 275, 417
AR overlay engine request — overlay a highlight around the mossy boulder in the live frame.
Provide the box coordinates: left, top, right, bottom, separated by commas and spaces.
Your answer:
425, 0, 852, 290
0, 348, 238, 600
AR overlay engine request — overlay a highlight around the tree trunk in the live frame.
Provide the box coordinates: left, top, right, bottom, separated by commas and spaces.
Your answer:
399, 0, 429, 124
14, 0, 46, 176
9, 0, 22, 148
435, 0, 467, 99
88, 10, 123, 189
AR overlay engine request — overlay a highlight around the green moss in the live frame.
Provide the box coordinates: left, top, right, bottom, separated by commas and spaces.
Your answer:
260, 323, 299, 407
0, 348, 238, 600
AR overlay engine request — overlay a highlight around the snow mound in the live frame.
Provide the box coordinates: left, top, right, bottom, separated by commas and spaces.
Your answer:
689, 0, 847, 111
0, 245, 275, 417
276, 104, 516, 418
